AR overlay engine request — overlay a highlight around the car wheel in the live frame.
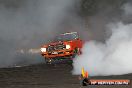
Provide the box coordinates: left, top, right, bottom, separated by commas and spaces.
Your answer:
72, 48, 80, 58
45, 58, 52, 64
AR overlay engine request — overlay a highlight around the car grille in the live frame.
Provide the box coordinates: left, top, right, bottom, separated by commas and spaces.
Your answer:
47, 44, 66, 52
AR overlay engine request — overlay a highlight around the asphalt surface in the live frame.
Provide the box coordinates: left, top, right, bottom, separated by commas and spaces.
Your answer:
0, 63, 131, 88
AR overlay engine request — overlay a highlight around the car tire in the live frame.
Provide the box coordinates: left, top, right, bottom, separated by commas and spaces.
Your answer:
45, 58, 52, 64
72, 48, 80, 58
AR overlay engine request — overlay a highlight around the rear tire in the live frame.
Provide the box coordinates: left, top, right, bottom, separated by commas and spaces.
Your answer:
72, 48, 80, 58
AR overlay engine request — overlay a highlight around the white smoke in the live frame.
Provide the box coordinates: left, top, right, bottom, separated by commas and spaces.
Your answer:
72, 3, 132, 76
123, 3, 132, 15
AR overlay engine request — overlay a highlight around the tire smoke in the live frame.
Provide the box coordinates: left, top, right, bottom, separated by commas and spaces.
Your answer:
72, 3, 132, 76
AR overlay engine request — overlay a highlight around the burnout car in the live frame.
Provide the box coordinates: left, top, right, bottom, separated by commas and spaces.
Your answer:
40, 32, 83, 64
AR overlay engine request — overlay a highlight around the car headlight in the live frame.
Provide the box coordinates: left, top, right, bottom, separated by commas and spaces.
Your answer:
66, 45, 71, 49
40, 48, 46, 52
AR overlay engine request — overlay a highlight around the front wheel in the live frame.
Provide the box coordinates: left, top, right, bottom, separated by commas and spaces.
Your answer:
45, 58, 53, 64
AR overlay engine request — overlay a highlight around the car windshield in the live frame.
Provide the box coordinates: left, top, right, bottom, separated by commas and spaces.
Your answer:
54, 33, 78, 42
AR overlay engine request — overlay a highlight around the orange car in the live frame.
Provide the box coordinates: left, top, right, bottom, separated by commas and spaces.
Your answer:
40, 32, 83, 63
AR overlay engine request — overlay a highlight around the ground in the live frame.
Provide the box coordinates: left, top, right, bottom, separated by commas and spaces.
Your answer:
0, 63, 131, 88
